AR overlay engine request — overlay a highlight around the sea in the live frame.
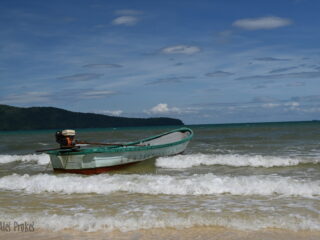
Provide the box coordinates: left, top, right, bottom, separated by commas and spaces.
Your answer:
0, 121, 319, 240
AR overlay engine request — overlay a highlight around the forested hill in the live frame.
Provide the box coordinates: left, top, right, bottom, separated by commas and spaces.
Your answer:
0, 105, 184, 131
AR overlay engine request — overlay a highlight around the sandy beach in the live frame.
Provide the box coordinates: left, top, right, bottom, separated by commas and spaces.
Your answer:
2, 227, 320, 240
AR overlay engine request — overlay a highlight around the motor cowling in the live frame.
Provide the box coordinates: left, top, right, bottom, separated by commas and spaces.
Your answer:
55, 129, 76, 148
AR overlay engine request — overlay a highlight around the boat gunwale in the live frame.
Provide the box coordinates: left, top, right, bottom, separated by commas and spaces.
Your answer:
47, 127, 193, 156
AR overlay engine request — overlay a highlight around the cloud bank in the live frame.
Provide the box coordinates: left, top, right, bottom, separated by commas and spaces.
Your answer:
233, 16, 292, 30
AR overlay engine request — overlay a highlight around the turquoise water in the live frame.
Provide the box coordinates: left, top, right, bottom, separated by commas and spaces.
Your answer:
0, 121, 319, 235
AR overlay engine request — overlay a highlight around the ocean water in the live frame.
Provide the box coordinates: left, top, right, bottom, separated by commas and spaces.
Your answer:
0, 122, 319, 239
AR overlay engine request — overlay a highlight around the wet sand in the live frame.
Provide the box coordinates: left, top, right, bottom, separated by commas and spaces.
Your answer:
1, 227, 320, 240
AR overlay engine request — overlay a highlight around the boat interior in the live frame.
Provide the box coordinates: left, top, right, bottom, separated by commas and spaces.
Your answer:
142, 130, 191, 146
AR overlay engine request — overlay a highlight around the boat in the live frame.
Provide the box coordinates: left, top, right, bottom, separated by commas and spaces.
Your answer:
42, 128, 193, 174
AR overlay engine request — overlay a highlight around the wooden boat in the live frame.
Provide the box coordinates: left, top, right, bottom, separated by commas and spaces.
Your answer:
44, 128, 193, 174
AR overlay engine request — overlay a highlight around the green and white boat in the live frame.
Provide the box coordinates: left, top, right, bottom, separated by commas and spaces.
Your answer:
45, 128, 193, 174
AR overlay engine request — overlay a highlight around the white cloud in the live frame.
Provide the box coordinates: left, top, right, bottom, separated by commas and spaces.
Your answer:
161, 45, 201, 54
232, 16, 292, 30
147, 103, 181, 114
98, 110, 123, 116
145, 103, 199, 115
112, 16, 139, 26
262, 101, 300, 109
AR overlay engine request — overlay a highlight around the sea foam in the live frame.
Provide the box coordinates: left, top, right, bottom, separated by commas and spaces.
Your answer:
156, 153, 320, 169
0, 173, 319, 197
0, 154, 50, 165
3, 211, 320, 232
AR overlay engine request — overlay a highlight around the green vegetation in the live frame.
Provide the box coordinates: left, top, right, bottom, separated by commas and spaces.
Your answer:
0, 105, 184, 131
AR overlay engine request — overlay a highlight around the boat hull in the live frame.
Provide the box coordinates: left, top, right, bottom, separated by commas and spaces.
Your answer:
47, 128, 192, 174
53, 162, 139, 175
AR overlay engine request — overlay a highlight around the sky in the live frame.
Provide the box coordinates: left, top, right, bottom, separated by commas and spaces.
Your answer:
1, 0, 320, 124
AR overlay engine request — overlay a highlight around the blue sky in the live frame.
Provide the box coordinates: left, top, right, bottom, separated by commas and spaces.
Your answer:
1, 0, 320, 124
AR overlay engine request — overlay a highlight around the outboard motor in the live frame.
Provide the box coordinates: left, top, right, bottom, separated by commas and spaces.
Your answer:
55, 129, 76, 148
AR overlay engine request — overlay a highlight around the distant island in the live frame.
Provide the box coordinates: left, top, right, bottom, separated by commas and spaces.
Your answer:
0, 105, 184, 131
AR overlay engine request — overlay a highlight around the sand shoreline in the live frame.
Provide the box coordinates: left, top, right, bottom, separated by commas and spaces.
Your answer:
1, 227, 320, 240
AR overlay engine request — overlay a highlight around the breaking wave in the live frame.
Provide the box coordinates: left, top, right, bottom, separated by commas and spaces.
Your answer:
0, 154, 50, 165
2, 212, 320, 232
0, 173, 319, 197
156, 153, 320, 169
